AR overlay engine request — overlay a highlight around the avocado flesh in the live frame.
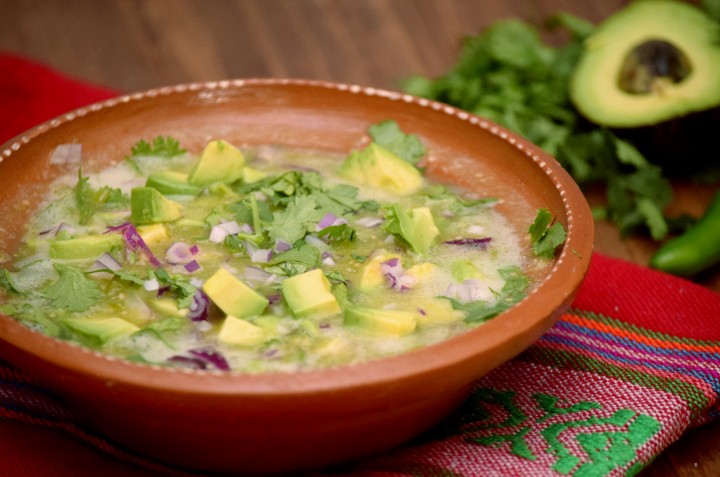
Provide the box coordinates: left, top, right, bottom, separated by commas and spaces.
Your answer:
570, 0, 720, 128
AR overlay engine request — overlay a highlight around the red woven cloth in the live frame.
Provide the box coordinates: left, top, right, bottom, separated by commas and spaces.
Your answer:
1, 53, 719, 476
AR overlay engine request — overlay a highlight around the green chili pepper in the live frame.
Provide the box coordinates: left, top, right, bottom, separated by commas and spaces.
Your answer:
649, 191, 720, 277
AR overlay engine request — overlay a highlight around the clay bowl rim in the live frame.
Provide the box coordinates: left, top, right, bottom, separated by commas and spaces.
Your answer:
0, 78, 594, 396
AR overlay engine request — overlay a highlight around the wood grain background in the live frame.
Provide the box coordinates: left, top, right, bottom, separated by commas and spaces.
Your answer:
1, 1, 718, 476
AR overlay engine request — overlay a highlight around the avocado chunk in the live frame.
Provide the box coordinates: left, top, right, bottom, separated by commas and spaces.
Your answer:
61, 317, 139, 344
146, 171, 202, 196
281, 268, 341, 319
218, 316, 267, 346
339, 143, 423, 195
187, 139, 245, 186
130, 187, 182, 225
50, 234, 123, 260
570, 1, 720, 128
344, 306, 417, 336
383, 205, 439, 256
203, 268, 269, 319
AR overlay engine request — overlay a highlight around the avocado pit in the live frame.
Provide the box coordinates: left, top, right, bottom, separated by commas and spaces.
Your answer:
618, 39, 692, 95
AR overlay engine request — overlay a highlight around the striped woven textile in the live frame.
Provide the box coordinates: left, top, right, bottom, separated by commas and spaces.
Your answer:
1, 54, 719, 476
1, 254, 719, 476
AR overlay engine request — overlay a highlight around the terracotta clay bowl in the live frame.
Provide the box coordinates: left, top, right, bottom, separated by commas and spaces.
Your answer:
0, 79, 593, 475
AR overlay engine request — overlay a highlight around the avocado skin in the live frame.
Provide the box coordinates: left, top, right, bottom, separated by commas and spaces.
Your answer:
569, 0, 720, 176
613, 108, 720, 177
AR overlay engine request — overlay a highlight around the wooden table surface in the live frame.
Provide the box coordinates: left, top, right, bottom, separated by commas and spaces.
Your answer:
1, 1, 719, 476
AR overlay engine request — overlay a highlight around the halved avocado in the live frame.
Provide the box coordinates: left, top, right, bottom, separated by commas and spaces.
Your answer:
570, 1, 720, 172
571, 0, 720, 127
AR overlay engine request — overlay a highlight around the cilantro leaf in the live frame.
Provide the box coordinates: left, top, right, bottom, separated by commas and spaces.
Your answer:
0, 268, 20, 294
150, 269, 197, 308
529, 208, 567, 259
317, 223, 356, 244
268, 195, 325, 244
265, 243, 320, 277
42, 263, 101, 312
131, 136, 186, 158
368, 120, 427, 165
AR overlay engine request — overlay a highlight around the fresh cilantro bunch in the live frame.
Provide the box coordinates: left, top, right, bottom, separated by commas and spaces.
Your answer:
403, 16, 673, 240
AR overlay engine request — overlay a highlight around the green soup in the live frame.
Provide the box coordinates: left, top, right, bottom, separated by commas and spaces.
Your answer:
0, 124, 559, 373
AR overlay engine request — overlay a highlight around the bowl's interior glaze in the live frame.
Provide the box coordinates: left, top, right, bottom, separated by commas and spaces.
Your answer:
0, 80, 594, 474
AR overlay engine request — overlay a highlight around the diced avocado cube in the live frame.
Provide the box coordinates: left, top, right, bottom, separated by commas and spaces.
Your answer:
450, 259, 482, 282
344, 306, 417, 336
146, 170, 202, 196
384, 205, 439, 256
203, 268, 269, 319
136, 223, 169, 247
130, 187, 182, 225
416, 299, 463, 326
339, 143, 423, 195
147, 297, 188, 318
281, 268, 341, 319
406, 262, 437, 280
218, 316, 266, 347
61, 317, 139, 344
188, 139, 245, 186
49, 234, 123, 260
242, 166, 267, 183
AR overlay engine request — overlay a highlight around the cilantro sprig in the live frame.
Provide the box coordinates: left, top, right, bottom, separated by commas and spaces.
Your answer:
403, 16, 673, 240
73, 168, 128, 225
130, 136, 186, 158
529, 208, 567, 259
42, 263, 101, 312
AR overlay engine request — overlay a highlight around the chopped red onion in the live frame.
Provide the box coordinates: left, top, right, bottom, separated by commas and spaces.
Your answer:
468, 225, 485, 235
267, 293, 282, 305
105, 222, 161, 266
165, 242, 195, 265
442, 237, 492, 248
250, 248, 272, 263
243, 266, 274, 284
317, 212, 338, 230
143, 277, 160, 291
275, 239, 292, 252
184, 260, 201, 273
444, 279, 490, 303
188, 348, 230, 371
189, 244, 200, 255
209, 221, 244, 243
380, 258, 415, 291
305, 235, 325, 248
355, 217, 384, 227
322, 254, 335, 266
49, 143, 82, 166
188, 290, 209, 321
87, 253, 122, 272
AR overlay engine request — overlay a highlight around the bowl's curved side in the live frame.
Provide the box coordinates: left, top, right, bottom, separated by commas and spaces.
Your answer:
0, 79, 594, 474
